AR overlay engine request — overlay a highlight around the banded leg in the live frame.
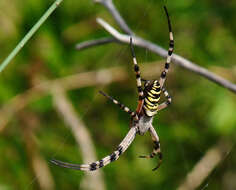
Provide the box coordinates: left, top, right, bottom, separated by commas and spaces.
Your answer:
51, 126, 138, 171
159, 6, 174, 89
157, 87, 172, 111
130, 37, 144, 114
139, 125, 162, 171
99, 90, 139, 122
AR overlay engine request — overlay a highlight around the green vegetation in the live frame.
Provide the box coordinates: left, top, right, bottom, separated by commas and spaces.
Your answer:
0, 0, 235, 189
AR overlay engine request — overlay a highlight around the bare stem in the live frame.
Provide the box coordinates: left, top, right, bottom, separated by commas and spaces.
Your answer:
177, 140, 233, 190
77, 0, 236, 94
52, 84, 105, 190
94, 0, 133, 35
75, 37, 118, 50
95, 18, 236, 93
0, 0, 64, 73
20, 112, 55, 190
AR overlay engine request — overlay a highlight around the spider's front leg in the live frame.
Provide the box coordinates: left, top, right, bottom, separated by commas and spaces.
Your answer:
130, 37, 144, 114
159, 6, 174, 89
139, 125, 162, 171
99, 90, 139, 122
156, 87, 172, 111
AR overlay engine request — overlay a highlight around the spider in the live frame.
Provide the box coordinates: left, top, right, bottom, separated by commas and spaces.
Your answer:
51, 6, 174, 171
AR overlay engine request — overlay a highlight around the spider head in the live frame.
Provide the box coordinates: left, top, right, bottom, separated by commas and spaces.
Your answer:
143, 79, 159, 88
142, 79, 151, 88
152, 80, 160, 88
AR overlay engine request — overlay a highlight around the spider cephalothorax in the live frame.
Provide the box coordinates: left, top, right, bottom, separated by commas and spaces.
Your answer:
51, 6, 174, 172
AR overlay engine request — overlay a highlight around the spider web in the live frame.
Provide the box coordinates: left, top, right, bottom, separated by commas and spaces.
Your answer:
18, 0, 236, 190
25, 1, 157, 189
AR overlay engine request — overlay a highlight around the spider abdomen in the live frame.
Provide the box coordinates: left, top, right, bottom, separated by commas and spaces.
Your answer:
138, 115, 153, 135
143, 80, 161, 117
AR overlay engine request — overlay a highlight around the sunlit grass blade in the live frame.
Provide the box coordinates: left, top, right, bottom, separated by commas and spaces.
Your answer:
0, 0, 64, 73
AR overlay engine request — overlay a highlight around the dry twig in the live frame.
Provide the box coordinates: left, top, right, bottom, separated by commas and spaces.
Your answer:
177, 140, 233, 190
93, 0, 133, 35
75, 0, 236, 93
20, 112, 55, 190
52, 84, 105, 190
75, 37, 118, 50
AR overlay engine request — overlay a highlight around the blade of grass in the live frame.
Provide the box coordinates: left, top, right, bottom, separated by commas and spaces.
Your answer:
0, 0, 64, 73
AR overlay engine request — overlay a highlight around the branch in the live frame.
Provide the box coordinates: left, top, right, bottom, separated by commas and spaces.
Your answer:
52, 84, 105, 190
75, 37, 118, 50
20, 112, 55, 190
76, 0, 236, 93
94, 0, 133, 35
177, 140, 233, 190
95, 17, 236, 93
0, 0, 64, 73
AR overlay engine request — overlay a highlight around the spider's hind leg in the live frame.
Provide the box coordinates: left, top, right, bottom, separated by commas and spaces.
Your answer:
99, 91, 139, 122
139, 126, 162, 171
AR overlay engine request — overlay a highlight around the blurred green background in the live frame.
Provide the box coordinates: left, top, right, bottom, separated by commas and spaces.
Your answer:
0, 0, 236, 189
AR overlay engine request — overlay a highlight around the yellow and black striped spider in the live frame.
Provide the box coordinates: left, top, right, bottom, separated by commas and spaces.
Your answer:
51, 6, 174, 171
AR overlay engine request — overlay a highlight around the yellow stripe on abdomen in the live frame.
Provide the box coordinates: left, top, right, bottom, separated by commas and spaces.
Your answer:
143, 80, 161, 116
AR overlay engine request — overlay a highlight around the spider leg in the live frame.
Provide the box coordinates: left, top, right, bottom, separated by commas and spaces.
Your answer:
157, 87, 172, 111
130, 37, 145, 114
139, 125, 162, 171
51, 126, 138, 171
99, 90, 139, 122
159, 6, 174, 89
130, 37, 144, 100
